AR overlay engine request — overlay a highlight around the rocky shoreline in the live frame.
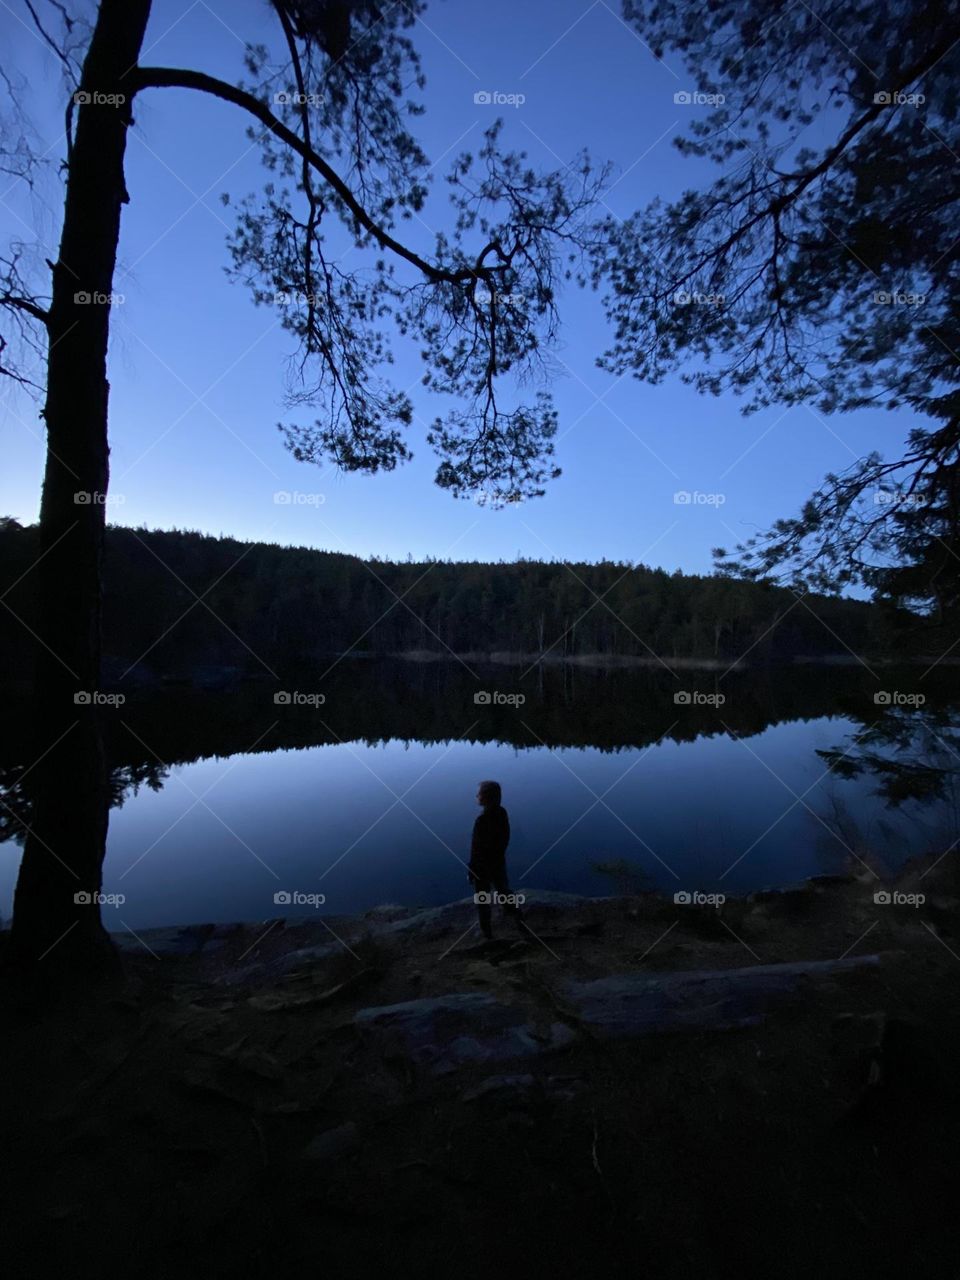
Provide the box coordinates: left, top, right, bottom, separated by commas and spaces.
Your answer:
107, 858, 950, 980
4, 856, 960, 1277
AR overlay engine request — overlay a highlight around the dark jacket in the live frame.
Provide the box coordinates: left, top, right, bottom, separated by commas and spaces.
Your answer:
469, 805, 510, 875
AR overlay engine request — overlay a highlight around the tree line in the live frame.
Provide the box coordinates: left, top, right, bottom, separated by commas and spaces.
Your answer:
1, 519, 889, 678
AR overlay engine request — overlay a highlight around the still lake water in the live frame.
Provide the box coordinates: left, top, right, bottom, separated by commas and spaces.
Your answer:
1, 661, 956, 928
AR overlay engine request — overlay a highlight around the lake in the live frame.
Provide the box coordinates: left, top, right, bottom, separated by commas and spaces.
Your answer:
1, 660, 956, 929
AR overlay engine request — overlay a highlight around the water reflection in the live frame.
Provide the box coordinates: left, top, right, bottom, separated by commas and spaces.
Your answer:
1, 661, 957, 928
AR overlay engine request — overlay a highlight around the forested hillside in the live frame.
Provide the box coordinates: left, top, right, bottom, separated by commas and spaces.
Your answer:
0, 519, 888, 677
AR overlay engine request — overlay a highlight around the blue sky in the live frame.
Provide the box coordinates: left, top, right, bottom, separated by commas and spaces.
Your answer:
0, 0, 900, 573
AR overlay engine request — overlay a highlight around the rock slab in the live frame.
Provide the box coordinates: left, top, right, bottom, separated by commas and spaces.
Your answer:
561, 955, 881, 1037
354, 993, 575, 1075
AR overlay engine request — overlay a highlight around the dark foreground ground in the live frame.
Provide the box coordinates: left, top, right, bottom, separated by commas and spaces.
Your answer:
2, 857, 960, 1279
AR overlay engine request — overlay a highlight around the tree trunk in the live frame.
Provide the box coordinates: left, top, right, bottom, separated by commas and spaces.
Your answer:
10, 0, 153, 971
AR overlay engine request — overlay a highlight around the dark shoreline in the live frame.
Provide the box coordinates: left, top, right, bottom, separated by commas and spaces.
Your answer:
3, 850, 959, 1278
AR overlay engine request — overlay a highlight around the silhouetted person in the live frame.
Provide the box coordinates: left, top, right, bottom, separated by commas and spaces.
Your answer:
468, 779, 526, 939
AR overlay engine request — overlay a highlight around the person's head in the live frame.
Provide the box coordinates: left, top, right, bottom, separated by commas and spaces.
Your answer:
476, 779, 502, 808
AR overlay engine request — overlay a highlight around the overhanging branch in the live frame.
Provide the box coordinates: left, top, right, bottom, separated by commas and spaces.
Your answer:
131, 65, 480, 289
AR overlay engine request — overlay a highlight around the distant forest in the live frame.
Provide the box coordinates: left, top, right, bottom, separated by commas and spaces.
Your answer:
0, 519, 895, 679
